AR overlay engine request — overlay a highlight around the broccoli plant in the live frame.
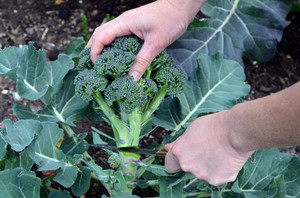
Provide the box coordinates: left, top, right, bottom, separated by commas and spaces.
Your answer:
73, 36, 187, 193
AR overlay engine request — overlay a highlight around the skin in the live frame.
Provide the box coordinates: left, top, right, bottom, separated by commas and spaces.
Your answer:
87, 0, 300, 186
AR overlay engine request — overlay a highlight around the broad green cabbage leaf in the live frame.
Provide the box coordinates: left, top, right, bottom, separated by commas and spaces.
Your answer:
13, 70, 89, 126
14, 42, 74, 100
167, 0, 291, 74
0, 45, 27, 80
0, 119, 42, 152
0, 168, 41, 198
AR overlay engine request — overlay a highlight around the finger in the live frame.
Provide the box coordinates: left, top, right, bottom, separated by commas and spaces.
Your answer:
164, 142, 175, 151
129, 40, 164, 81
89, 19, 131, 62
86, 22, 110, 48
165, 148, 182, 173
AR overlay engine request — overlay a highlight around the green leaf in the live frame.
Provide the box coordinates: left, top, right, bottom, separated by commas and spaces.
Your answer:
159, 176, 184, 198
146, 164, 171, 177
217, 149, 294, 197
60, 133, 89, 156
16, 42, 73, 100
0, 168, 41, 198
0, 135, 7, 160
281, 156, 300, 197
84, 159, 110, 183
71, 166, 92, 197
0, 119, 42, 152
4, 149, 34, 171
53, 163, 78, 188
0, 45, 27, 80
65, 37, 85, 60
28, 122, 66, 171
167, 0, 291, 74
14, 70, 89, 126
49, 190, 72, 198
92, 131, 108, 144
154, 53, 250, 131
237, 149, 291, 191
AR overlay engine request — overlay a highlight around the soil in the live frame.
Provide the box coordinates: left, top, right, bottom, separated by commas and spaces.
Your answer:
0, 0, 300, 197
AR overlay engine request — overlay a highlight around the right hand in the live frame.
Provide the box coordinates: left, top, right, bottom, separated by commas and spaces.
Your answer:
86, 0, 204, 80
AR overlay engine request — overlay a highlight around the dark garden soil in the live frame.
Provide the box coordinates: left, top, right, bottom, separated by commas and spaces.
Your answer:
0, 0, 300, 197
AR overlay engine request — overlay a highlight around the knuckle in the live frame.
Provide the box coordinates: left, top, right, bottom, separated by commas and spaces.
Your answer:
135, 57, 151, 69
171, 144, 182, 159
180, 161, 192, 172
208, 179, 223, 186
193, 172, 209, 182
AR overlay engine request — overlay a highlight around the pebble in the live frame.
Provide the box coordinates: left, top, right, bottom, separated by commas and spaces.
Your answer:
12, 92, 21, 101
1, 89, 8, 95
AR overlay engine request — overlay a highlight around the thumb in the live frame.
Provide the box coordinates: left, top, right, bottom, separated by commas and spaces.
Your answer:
164, 142, 175, 151
165, 145, 181, 173
129, 40, 163, 81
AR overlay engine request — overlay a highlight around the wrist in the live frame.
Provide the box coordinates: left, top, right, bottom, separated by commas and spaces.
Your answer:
222, 106, 256, 155
165, 0, 206, 23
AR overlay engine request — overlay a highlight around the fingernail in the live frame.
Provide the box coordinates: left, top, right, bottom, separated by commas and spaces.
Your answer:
130, 71, 140, 81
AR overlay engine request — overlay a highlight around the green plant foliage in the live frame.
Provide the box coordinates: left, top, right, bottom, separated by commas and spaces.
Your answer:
13, 70, 89, 126
167, 0, 291, 74
0, 168, 41, 198
0, 136, 6, 160
71, 166, 92, 197
154, 52, 250, 131
4, 149, 34, 171
0, 119, 42, 152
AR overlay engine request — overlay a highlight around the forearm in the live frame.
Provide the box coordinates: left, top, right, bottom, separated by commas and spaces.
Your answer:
165, 0, 206, 23
226, 82, 300, 153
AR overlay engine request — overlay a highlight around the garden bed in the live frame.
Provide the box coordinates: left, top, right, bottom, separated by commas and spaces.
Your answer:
0, 0, 300, 197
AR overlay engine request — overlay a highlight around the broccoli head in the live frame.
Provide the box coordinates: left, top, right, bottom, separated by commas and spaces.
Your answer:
74, 35, 186, 148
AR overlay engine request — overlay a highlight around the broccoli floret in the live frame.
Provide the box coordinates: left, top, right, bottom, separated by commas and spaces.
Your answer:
74, 35, 186, 148
111, 35, 141, 54
104, 76, 147, 113
139, 78, 158, 97
94, 48, 136, 78
77, 48, 93, 69
154, 65, 187, 96
74, 69, 107, 101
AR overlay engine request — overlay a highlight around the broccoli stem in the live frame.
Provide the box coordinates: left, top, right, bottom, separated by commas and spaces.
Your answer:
93, 92, 143, 148
142, 86, 168, 124
93, 92, 130, 147
127, 109, 142, 147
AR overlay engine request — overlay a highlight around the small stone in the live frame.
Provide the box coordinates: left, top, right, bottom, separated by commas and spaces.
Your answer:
1, 89, 8, 94
12, 92, 21, 101
58, 10, 71, 20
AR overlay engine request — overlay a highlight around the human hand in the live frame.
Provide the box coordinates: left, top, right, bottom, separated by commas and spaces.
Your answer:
164, 111, 254, 186
86, 0, 205, 80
